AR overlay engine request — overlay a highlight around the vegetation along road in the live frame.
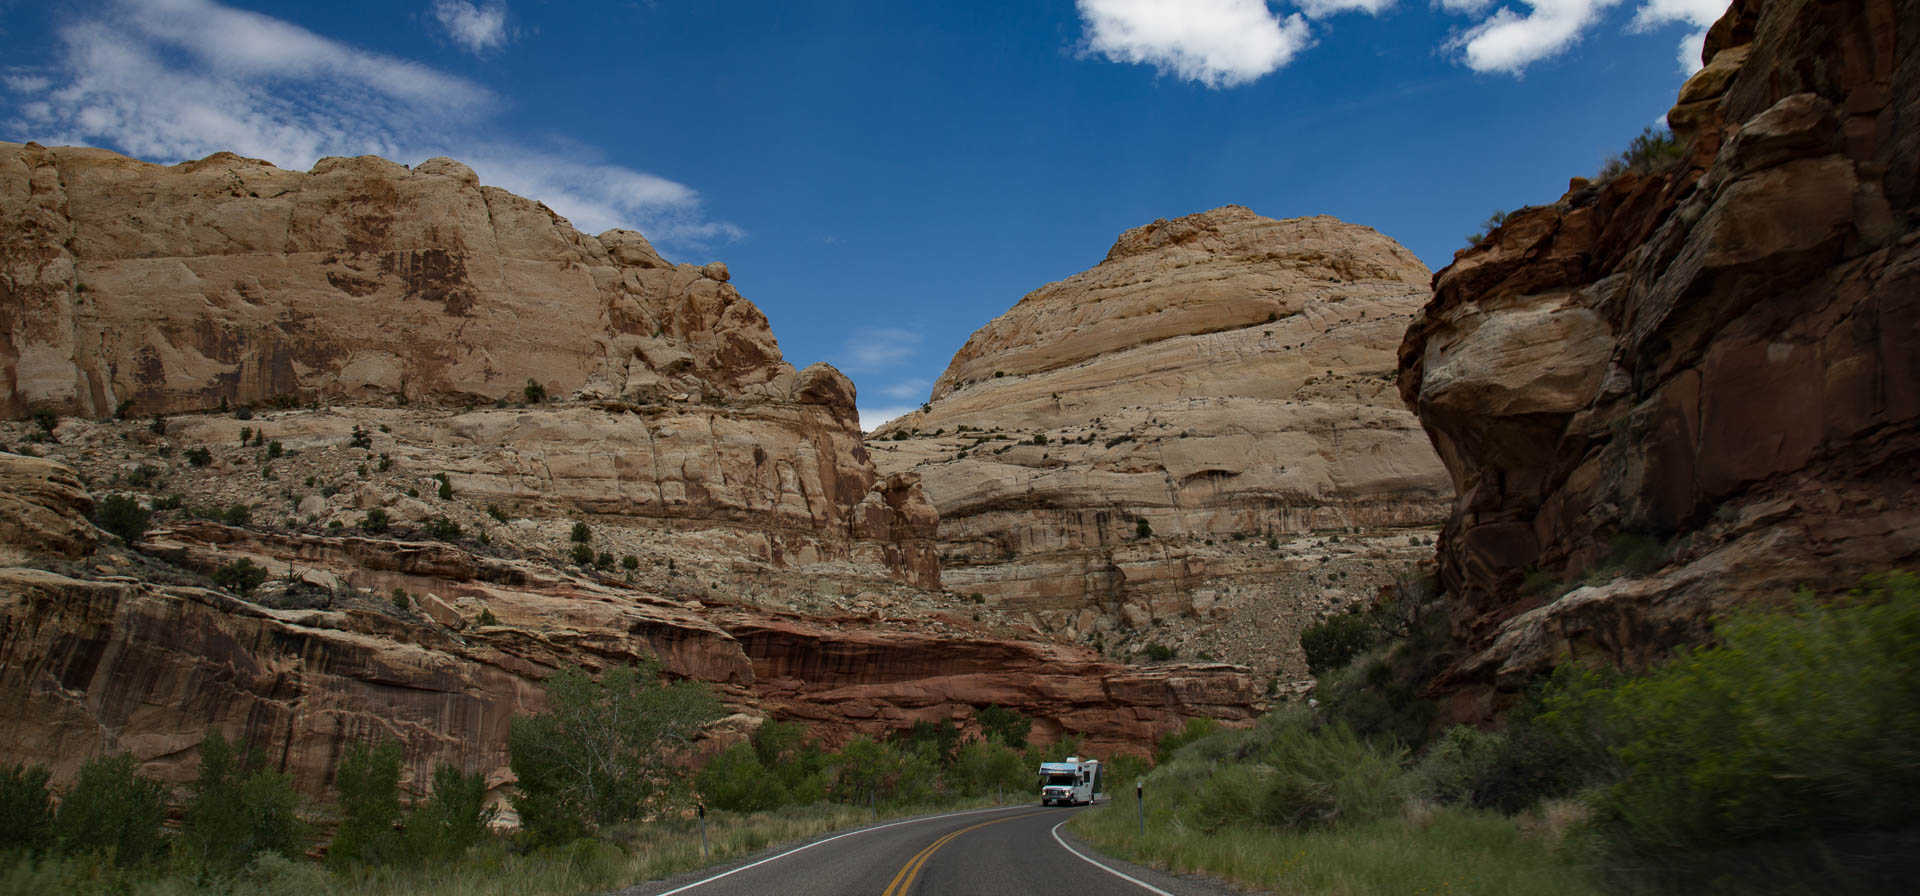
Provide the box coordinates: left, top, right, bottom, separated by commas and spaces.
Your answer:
616, 802, 1235, 896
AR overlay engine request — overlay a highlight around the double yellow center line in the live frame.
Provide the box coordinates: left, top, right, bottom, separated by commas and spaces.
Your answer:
879, 812, 1033, 896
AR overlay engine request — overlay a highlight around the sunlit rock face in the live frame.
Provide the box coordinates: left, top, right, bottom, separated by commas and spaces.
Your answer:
873, 207, 1453, 682
0, 146, 1268, 804
1398, 0, 1920, 723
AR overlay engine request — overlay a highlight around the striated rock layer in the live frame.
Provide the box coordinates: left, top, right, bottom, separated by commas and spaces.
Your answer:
0, 479, 1263, 802
873, 208, 1452, 681
1398, 0, 1920, 721
0, 145, 1267, 804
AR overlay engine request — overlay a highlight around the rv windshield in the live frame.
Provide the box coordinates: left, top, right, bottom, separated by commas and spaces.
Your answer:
1045, 773, 1077, 786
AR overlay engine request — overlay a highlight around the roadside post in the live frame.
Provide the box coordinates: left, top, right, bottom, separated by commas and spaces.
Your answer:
1136, 779, 1144, 839
698, 802, 708, 858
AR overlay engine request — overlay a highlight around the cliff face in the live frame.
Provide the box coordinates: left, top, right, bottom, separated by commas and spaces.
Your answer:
0, 147, 1269, 802
0, 491, 1263, 800
873, 208, 1452, 681
0, 145, 781, 417
1398, 0, 1920, 720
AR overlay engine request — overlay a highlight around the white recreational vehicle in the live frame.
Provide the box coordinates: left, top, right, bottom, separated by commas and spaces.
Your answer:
1038, 757, 1101, 806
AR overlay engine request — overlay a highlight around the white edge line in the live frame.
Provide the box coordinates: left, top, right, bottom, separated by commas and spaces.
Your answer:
1049, 819, 1176, 896
651, 803, 1039, 896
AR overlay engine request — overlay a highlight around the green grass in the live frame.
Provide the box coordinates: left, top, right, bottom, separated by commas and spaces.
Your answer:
1067, 799, 1605, 896
0, 798, 1011, 896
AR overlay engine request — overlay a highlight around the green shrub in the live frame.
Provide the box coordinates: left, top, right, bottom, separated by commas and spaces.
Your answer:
697, 742, 790, 813
1598, 126, 1684, 180
1463, 209, 1509, 246
31, 409, 57, 432
622, 555, 640, 570
405, 763, 494, 862
976, 705, 1032, 751
486, 504, 508, 523
221, 503, 250, 525
1155, 717, 1220, 763
185, 446, 213, 467
1548, 572, 1920, 891
239, 427, 253, 446
362, 508, 389, 533
178, 730, 304, 874
266, 440, 282, 460
1299, 608, 1374, 675
569, 543, 594, 565
94, 494, 151, 544
212, 558, 268, 597
1159, 709, 1408, 834
149, 414, 167, 435
948, 738, 1030, 797
52, 752, 168, 866
1144, 643, 1176, 661
508, 659, 721, 843
595, 551, 614, 569
523, 379, 546, 404
1135, 516, 1153, 538
569, 521, 591, 543
349, 426, 372, 449
434, 473, 452, 500
425, 516, 461, 541
392, 589, 410, 612
0, 764, 53, 854
328, 740, 405, 867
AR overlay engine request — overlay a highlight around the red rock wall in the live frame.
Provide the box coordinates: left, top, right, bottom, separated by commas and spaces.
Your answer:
1398, 0, 1920, 719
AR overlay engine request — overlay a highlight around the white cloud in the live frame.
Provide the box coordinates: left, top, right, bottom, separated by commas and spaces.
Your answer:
1296, 0, 1396, 18
431, 1, 512, 56
1435, 0, 1496, 13
1631, 0, 1730, 72
2, 0, 736, 252
1076, 0, 1313, 88
858, 405, 915, 433
1446, 0, 1625, 74
841, 328, 922, 371
878, 379, 932, 401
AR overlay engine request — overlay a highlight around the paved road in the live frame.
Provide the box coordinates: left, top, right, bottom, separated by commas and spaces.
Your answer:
616, 803, 1238, 896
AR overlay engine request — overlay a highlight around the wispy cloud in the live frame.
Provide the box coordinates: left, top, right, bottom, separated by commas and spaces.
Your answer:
1075, 0, 1312, 88
1440, 0, 1729, 74
840, 327, 923, 371
1297, 0, 1397, 17
2, 0, 737, 252
878, 379, 932, 401
431, 1, 512, 56
1629, 0, 1729, 72
858, 405, 915, 433
1446, 0, 1626, 74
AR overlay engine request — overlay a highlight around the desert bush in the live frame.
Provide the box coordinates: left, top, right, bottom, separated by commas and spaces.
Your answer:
362, 508, 390, 533
52, 752, 168, 866
425, 516, 461, 541
212, 558, 269, 597
434, 473, 452, 500
1300, 607, 1373, 675
1552, 572, 1920, 891
523, 379, 546, 404
185, 446, 213, 467
975, 705, 1032, 751
1155, 717, 1220, 764
569, 521, 592, 543
508, 659, 721, 843
349, 426, 372, 449
221, 503, 251, 525
327, 740, 405, 867
1463, 209, 1508, 246
1597, 126, 1684, 180
0, 764, 53, 855
178, 730, 304, 874
697, 743, 790, 813
405, 763, 494, 862
569, 543, 594, 565
1143, 642, 1176, 661
947, 738, 1029, 798
94, 494, 151, 544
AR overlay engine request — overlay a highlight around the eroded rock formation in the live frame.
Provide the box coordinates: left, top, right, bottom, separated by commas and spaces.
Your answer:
0, 147, 1266, 802
1398, 0, 1920, 721
873, 208, 1452, 681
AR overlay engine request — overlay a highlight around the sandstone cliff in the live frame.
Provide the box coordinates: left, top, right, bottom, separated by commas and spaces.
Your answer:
873, 208, 1452, 682
0, 147, 1268, 803
1398, 0, 1920, 720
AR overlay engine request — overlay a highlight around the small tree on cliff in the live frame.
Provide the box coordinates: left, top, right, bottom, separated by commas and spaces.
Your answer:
508, 658, 720, 843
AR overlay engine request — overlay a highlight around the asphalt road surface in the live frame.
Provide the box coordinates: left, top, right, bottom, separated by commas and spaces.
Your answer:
616, 803, 1239, 896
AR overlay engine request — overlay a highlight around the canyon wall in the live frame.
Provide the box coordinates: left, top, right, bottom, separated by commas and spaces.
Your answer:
0, 147, 1267, 802
873, 207, 1453, 681
1398, 0, 1920, 720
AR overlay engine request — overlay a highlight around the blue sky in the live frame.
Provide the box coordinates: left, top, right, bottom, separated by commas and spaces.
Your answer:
0, 0, 1728, 429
